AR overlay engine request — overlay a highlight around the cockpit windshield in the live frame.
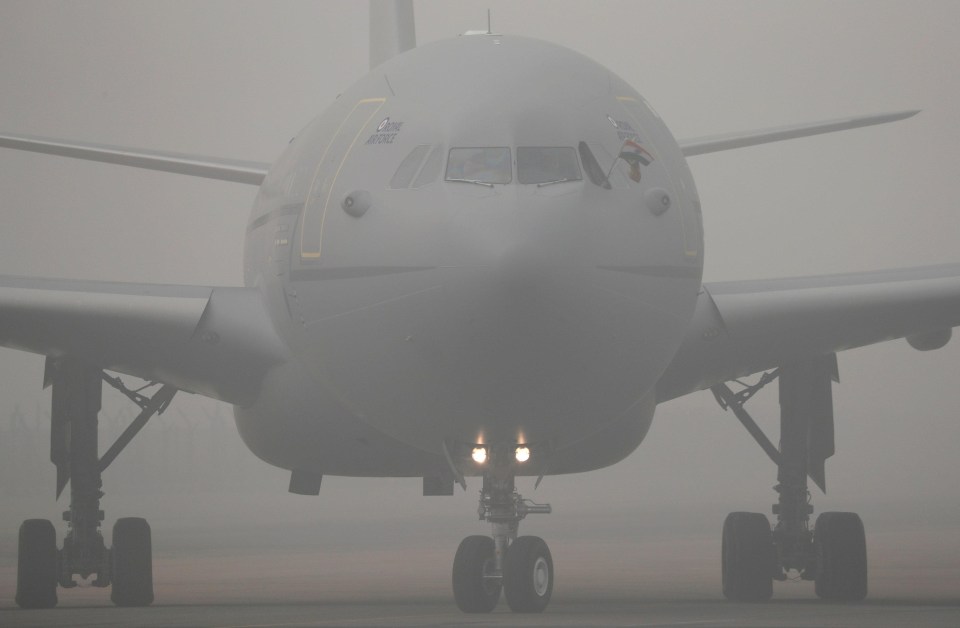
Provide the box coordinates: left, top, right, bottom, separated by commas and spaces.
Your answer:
445, 147, 512, 185
517, 147, 582, 185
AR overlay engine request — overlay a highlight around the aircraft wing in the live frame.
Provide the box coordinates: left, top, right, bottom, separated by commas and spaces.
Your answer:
677, 110, 919, 157
0, 133, 269, 185
0, 276, 287, 405
656, 264, 960, 402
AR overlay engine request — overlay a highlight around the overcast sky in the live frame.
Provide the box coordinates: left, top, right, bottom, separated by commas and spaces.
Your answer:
0, 0, 959, 557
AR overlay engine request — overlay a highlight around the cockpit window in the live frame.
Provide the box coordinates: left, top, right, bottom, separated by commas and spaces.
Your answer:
390, 144, 431, 189
445, 147, 512, 184
517, 147, 581, 185
578, 141, 611, 189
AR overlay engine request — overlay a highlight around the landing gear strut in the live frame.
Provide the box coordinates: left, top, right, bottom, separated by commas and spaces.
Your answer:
452, 465, 552, 613
15, 359, 176, 608
713, 355, 867, 601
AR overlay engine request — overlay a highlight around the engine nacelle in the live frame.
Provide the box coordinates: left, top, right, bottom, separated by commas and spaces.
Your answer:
906, 328, 952, 351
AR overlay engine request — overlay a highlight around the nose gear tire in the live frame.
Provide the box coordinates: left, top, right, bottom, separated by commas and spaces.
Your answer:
503, 535, 553, 613
452, 535, 501, 613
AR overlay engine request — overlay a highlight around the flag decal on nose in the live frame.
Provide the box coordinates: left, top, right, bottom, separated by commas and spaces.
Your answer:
620, 139, 653, 166
618, 139, 654, 182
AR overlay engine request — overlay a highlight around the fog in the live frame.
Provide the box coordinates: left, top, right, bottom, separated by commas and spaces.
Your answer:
1, 0, 959, 604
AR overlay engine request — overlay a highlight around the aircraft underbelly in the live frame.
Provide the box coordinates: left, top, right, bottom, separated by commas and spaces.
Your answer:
234, 355, 659, 478
233, 359, 449, 477
286, 264, 691, 458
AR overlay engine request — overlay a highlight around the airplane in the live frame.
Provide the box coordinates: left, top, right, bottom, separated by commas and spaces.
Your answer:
2, 0, 959, 614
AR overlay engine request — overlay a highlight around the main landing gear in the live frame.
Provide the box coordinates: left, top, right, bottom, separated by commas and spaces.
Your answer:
15, 359, 176, 609
451, 447, 552, 613
713, 355, 867, 602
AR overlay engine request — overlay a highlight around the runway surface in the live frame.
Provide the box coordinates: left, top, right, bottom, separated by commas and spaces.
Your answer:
2, 512, 959, 627
3, 597, 960, 628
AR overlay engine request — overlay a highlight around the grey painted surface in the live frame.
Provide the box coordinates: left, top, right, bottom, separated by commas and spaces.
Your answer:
659, 263, 960, 401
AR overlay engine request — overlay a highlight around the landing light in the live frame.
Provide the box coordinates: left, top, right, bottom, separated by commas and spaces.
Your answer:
471, 446, 488, 464
515, 446, 530, 463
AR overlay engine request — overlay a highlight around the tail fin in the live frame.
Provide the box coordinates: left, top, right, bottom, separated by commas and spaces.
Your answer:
370, 0, 416, 71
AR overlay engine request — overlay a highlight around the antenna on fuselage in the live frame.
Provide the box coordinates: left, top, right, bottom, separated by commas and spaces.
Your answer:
463, 9, 500, 37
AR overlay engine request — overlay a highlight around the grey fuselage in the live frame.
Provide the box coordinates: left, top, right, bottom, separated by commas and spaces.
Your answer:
236, 34, 704, 478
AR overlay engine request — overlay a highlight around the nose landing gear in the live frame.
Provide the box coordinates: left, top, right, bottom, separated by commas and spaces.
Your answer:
452, 471, 553, 613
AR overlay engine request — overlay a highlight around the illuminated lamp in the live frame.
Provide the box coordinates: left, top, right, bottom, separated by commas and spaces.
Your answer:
515, 446, 530, 463
471, 446, 488, 464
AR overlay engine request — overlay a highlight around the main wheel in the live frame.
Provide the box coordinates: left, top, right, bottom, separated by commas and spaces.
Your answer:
15, 519, 58, 609
722, 512, 774, 601
111, 517, 154, 607
452, 535, 501, 613
503, 535, 553, 613
814, 512, 867, 601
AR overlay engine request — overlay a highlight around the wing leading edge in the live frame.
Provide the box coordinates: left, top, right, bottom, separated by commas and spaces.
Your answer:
0, 133, 269, 186
678, 110, 919, 157
0, 276, 287, 405
657, 264, 960, 402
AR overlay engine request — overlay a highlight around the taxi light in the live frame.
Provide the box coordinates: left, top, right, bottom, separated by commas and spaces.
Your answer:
471, 446, 488, 464
515, 446, 530, 463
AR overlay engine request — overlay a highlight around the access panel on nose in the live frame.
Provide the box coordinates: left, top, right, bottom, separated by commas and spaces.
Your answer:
299, 98, 386, 261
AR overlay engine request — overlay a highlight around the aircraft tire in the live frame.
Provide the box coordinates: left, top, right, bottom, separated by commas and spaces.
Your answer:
503, 535, 553, 613
722, 512, 774, 601
814, 512, 867, 601
452, 535, 501, 613
111, 517, 154, 607
15, 519, 58, 609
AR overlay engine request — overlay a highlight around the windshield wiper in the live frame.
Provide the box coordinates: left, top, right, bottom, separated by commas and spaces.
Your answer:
536, 177, 573, 187
446, 177, 495, 188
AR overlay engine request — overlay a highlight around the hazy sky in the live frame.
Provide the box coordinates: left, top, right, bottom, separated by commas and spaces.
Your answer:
0, 0, 959, 545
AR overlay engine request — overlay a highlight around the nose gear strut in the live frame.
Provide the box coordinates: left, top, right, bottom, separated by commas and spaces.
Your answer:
478, 474, 551, 581
452, 450, 553, 613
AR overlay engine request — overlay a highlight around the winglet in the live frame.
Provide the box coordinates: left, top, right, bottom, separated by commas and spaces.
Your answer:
678, 109, 920, 157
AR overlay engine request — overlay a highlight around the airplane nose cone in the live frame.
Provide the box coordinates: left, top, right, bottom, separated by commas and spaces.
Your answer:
456, 204, 582, 335
429, 201, 602, 429
456, 195, 583, 299
490, 243, 553, 296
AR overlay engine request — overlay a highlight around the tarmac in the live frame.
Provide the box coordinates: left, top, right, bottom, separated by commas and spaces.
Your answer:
3, 597, 960, 627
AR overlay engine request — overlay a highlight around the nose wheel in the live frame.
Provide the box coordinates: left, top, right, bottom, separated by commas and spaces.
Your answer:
453, 535, 555, 614
452, 471, 552, 613
503, 535, 553, 612
452, 535, 501, 612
